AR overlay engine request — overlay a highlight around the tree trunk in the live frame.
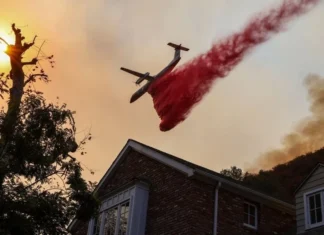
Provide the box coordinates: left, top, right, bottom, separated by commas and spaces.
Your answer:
1, 24, 36, 144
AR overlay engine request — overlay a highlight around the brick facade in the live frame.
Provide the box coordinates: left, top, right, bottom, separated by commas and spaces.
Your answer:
217, 189, 295, 235
72, 148, 295, 235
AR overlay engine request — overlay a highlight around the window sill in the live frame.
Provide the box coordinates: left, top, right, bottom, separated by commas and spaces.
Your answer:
243, 223, 257, 230
306, 222, 324, 230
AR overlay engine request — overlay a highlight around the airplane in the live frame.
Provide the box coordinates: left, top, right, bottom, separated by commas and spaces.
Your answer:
120, 42, 189, 103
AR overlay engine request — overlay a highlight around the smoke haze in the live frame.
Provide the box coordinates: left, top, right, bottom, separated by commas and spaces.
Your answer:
0, 0, 323, 181
249, 74, 324, 172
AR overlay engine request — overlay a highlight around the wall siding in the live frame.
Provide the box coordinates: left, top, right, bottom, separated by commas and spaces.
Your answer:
295, 166, 324, 234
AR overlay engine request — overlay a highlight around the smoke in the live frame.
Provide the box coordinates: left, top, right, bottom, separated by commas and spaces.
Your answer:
148, 0, 320, 131
249, 74, 324, 172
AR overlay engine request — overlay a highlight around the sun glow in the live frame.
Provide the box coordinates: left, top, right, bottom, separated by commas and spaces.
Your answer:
0, 31, 14, 63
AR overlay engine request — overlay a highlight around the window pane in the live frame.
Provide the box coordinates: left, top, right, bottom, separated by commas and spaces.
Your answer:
316, 208, 323, 223
316, 194, 321, 208
250, 206, 255, 215
250, 215, 256, 226
119, 202, 130, 235
104, 207, 118, 235
93, 213, 102, 235
124, 202, 130, 213
310, 196, 315, 210
244, 203, 257, 228
311, 210, 316, 224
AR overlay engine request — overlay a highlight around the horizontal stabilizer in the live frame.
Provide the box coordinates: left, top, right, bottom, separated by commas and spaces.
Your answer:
136, 72, 151, 85
167, 42, 189, 51
121, 67, 145, 77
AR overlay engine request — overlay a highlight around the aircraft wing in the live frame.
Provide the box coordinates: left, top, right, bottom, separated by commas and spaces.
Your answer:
121, 67, 146, 77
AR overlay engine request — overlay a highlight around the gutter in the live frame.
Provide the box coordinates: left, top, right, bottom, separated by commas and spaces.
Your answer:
213, 182, 222, 235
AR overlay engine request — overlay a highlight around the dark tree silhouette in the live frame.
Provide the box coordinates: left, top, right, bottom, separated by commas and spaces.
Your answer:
0, 24, 99, 234
220, 148, 324, 203
220, 166, 245, 181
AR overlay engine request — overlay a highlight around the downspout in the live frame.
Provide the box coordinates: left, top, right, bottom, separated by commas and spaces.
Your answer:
213, 182, 222, 235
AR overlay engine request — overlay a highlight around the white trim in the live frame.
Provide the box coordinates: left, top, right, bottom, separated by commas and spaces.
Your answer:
89, 182, 149, 235
243, 201, 258, 230
127, 195, 135, 234
100, 186, 134, 213
87, 219, 94, 235
213, 182, 221, 235
304, 186, 324, 199
98, 212, 105, 235
303, 187, 324, 230
295, 164, 324, 194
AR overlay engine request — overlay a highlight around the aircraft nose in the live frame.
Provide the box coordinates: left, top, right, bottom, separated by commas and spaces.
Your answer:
130, 94, 137, 103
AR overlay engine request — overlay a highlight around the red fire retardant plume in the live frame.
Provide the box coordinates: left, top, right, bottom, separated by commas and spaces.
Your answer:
148, 0, 320, 131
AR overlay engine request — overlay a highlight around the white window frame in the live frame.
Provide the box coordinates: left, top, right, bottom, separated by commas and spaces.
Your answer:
98, 200, 130, 235
88, 182, 149, 235
243, 201, 258, 230
304, 187, 324, 230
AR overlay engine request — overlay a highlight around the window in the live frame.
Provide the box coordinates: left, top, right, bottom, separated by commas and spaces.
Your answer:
92, 213, 102, 235
305, 191, 324, 229
243, 202, 257, 229
88, 182, 149, 235
102, 201, 130, 235
308, 193, 323, 225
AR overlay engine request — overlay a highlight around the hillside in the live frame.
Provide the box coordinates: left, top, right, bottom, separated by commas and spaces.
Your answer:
242, 148, 324, 203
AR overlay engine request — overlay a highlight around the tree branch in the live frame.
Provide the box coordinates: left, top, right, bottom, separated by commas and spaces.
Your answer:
11, 23, 19, 34
24, 170, 64, 190
22, 58, 38, 66
22, 35, 37, 52
0, 38, 9, 46
12, 23, 23, 47
24, 73, 48, 86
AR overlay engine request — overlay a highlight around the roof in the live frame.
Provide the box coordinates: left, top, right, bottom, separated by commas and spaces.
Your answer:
68, 139, 295, 232
294, 163, 324, 194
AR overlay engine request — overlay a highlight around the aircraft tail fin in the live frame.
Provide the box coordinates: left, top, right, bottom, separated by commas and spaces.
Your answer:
167, 42, 189, 51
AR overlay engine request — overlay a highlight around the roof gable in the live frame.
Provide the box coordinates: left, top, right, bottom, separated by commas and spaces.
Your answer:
93, 139, 294, 212
294, 163, 324, 194
93, 139, 194, 194
69, 139, 296, 232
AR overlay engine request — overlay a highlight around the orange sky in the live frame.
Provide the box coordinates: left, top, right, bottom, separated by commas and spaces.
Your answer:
0, 0, 323, 182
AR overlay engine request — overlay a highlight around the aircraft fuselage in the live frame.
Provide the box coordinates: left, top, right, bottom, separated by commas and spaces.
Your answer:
130, 55, 181, 103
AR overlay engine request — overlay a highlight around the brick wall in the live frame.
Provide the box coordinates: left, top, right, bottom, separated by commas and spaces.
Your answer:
72, 149, 295, 235
98, 150, 215, 235
217, 189, 296, 235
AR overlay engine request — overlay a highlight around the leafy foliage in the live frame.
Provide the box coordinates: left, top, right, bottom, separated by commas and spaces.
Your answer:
220, 166, 244, 181
0, 24, 99, 234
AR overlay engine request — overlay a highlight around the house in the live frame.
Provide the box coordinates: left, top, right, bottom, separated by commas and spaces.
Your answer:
68, 139, 296, 235
295, 163, 324, 234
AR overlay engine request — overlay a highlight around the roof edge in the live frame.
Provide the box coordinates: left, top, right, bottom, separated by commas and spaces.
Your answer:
194, 169, 295, 214
294, 163, 324, 195
68, 139, 133, 232
68, 139, 296, 231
